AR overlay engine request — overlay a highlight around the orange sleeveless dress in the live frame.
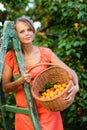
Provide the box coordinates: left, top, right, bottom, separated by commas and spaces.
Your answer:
5, 47, 64, 130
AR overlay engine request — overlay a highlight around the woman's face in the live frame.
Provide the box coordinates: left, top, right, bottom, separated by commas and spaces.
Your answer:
15, 21, 35, 44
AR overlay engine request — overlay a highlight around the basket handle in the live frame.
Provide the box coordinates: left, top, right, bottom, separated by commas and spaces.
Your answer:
27, 62, 57, 73
27, 62, 72, 80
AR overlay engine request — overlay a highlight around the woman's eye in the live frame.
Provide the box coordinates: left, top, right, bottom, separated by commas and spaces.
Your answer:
19, 28, 32, 33
28, 28, 32, 31
20, 30, 24, 33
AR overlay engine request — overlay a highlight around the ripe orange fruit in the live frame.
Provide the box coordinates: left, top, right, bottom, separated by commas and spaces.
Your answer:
40, 82, 68, 99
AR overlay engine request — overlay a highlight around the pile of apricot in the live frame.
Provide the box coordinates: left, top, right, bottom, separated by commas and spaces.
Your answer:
40, 82, 68, 99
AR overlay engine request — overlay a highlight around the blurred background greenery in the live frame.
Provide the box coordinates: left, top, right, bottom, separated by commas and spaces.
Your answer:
0, 0, 87, 130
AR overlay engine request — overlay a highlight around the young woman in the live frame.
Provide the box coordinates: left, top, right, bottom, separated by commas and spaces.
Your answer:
2, 17, 79, 130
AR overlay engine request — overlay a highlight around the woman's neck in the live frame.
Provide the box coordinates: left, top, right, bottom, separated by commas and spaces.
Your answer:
21, 44, 34, 55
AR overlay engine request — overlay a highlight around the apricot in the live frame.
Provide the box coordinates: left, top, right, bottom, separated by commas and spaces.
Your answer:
40, 83, 68, 99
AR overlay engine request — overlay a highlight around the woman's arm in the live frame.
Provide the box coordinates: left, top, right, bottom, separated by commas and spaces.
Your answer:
51, 52, 79, 103
51, 53, 79, 90
2, 63, 31, 93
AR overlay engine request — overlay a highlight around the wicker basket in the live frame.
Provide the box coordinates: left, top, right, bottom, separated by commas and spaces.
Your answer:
30, 63, 73, 112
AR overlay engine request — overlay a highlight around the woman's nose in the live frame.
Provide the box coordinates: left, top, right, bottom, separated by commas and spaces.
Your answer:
25, 31, 29, 35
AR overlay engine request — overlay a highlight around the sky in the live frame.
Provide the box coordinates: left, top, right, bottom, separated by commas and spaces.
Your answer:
0, 3, 5, 26
0, 3, 5, 11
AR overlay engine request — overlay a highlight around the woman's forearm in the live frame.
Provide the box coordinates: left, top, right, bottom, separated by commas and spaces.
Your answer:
71, 69, 79, 93
2, 77, 25, 93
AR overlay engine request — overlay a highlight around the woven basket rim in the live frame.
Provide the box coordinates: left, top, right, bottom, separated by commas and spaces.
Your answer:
32, 65, 71, 82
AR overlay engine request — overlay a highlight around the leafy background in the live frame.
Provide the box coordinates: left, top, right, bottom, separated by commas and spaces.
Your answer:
0, 0, 87, 129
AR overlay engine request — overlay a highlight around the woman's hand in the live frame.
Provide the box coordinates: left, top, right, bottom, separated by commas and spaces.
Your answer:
64, 82, 78, 105
23, 70, 32, 83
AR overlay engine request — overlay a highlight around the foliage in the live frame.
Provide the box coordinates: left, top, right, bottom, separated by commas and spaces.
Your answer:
0, 0, 87, 129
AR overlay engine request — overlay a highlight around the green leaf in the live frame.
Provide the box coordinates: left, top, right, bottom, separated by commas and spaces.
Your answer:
76, 53, 80, 58
83, 94, 87, 99
73, 41, 80, 47
82, 73, 87, 79
77, 11, 84, 19
82, 116, 87, 122
65, 44, 72, 50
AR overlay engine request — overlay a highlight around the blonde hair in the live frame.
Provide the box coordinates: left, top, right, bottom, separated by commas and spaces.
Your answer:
15, 17, 35, 33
